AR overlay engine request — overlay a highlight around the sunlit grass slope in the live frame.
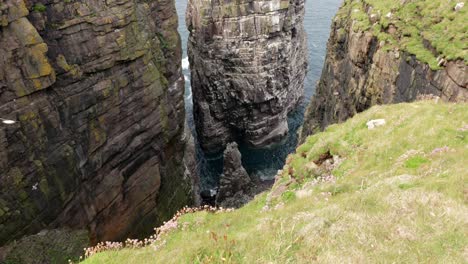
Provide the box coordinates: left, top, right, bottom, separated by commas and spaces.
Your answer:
83, 101, 468, 263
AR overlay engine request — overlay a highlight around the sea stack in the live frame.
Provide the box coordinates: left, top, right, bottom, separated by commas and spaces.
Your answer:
216, 142, 252, 208
187, 0, 308, 153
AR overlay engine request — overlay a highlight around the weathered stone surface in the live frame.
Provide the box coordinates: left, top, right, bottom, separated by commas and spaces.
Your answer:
214, 141, 274, 208
187, 0, 308, 153
300, 0, 467, 141
0, 0, 198, 246
0, 228, 89, 264
216, 142, 252, 208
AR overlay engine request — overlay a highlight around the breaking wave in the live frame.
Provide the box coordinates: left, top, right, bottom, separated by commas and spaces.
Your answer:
182, 57, 190, 70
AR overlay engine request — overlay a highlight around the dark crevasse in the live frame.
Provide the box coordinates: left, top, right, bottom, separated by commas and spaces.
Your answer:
175, 0, 343, 189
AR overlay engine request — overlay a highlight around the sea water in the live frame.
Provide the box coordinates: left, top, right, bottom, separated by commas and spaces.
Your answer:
175, 0, 343, 189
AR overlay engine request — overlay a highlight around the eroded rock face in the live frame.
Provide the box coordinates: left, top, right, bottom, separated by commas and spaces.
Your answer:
216, 142, 252, 208
0, 228, 89, 264
0, 0, 198, 245
187, 0, 308, 153
300, 0, 467, 141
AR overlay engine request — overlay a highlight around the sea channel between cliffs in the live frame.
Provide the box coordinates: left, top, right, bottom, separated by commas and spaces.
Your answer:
175, 0, 343, 191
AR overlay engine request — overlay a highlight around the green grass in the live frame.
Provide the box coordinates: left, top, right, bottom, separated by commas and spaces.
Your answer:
83, 101, 468, 263
31, 3, 46, 12
340, 0, 467, 69
404, 156, 429, 169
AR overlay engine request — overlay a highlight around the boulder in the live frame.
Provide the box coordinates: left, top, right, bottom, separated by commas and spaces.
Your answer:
455, 2, 464, 12
366, 119, 386, 129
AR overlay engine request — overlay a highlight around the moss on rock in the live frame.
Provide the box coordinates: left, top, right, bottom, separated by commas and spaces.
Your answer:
342, 0, 467, 69
1, 229, 89, 264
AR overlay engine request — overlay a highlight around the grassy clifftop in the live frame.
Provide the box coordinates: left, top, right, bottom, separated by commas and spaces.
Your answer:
344, 0, 467, 69
83, 101, 467, 263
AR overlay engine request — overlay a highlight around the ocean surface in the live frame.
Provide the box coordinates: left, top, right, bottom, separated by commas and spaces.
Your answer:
175, 0, 343, 189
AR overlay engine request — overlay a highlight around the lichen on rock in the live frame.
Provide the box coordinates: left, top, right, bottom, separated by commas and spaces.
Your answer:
0, 0, 198, 247
0, 228, 89, 264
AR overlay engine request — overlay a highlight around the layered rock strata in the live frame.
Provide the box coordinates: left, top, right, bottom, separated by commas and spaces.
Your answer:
0, 0, 197, 245
300, 0, 467, 141
187, 0, 308, 153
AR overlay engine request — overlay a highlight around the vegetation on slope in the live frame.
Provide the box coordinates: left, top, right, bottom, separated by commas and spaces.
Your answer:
83, 101, 467, 263
343, 0, 467, 69
2, 229, 88, 264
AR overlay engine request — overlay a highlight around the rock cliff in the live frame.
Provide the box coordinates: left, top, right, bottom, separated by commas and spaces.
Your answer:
215, 142, 275, 208
187, 0, 308, 153
300, 0, 467, 140
0, 0, 197, 245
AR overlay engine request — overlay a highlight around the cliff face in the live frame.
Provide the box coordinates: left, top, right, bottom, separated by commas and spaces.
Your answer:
0, 0, 197, 245
300, 0, 467, 140
187, 0, 307, 153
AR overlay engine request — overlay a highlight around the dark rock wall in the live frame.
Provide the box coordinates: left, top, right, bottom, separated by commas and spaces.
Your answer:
0, 0, 197, 245
187, 0, 308, 153
300, 0, 467, 141
215, 142, 251, 208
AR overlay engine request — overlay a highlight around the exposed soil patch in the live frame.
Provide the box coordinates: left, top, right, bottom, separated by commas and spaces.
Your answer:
314, 150, 333, 166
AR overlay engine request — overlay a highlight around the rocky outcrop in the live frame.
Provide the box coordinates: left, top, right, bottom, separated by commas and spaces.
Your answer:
207, 142, 274, 208
0, 0, 198, 245
300, 0, 467, 141
187, 0, 308, 153
216, 142, 252, 208
0, 229, 89, 264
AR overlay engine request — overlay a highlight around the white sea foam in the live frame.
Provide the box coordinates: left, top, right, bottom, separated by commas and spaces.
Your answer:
182, 57, 190, 70
185, 86, 192, 100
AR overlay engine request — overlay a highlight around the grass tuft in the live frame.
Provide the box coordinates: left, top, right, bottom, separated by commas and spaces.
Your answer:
31, 3, 46, 12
